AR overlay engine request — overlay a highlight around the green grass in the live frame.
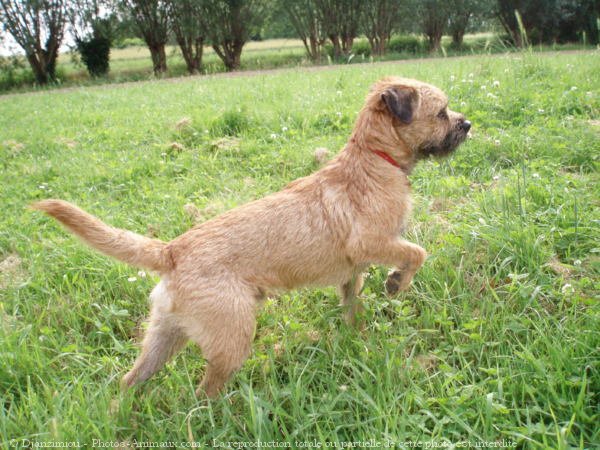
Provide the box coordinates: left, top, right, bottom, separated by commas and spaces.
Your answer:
0, 51, 599, 448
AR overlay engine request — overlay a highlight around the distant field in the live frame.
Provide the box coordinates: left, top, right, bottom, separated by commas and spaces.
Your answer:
0, 51, 599, 447
57, 38, 308, 76
3, 34, 593, 93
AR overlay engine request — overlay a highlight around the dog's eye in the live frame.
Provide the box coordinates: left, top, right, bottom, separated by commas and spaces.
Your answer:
437, 109, 448, 120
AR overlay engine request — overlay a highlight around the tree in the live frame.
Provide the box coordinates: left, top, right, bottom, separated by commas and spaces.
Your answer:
68, 0, 115, 77
280, 0, 325, 62
495, 0, 569, 46
0, 0, 67, 84
497, 0, 600, 47
167, 0, 207, 74
417, 0, 451, 52
123, 0, 170, 74
315, 0, 364, 59
556, 0, 599, 45
447, 0, 480, 47
204, 0, 266, 71
362, 0, 400, 56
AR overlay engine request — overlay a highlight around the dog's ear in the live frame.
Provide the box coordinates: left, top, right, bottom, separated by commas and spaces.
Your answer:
381, 87, 417, 124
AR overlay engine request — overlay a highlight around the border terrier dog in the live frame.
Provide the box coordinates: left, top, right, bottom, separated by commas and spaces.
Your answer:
33, 77, 470, 397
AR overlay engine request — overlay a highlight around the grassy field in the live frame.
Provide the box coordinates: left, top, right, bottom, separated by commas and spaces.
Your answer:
59, 39, 310, 79
0, 51, 599, 448
2, 34, 592, 93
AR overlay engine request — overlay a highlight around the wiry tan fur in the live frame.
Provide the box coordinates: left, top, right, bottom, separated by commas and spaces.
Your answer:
32, 77, 469, 398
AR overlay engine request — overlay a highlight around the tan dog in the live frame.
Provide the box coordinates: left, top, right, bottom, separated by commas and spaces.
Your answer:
33, 77, 470, 397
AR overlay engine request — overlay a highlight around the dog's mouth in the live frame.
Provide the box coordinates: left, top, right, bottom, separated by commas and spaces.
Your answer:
418, 128, 468, 159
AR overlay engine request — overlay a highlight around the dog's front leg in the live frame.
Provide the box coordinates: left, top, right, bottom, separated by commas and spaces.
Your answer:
352, 238, 427, 295
339, 272, 364, 326
383, 240, 427, 295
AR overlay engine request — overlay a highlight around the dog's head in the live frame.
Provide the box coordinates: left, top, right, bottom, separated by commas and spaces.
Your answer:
369, 77, 470, 159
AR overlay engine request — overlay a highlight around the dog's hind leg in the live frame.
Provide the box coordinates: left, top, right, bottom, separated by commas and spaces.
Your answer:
183, 286, 257, 398
121, 280, 188, 388
121, 314, 187, 388
339, 272, 364, 326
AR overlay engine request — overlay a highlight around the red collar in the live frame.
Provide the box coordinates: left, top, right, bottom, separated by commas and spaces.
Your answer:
349, 138, 407, 172
371, 149, 404, 171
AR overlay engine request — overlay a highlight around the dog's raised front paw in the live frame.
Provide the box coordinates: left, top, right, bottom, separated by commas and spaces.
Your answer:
385, 269, 412, 295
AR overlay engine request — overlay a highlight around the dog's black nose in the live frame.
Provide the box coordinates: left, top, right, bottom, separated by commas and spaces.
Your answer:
460, 120, 471, 133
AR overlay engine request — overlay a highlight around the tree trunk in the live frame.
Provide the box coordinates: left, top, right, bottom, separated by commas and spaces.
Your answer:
230, 44, 242, 70
512, 29, 523, 48
26, 53, 49, 85
26, 46, 59, 85
341, 35, 354, 56
306, 35, 322, 62
498, 15, 523, 48
149, 43, 167, 75
178, 36, 204, 74
452, 29, 465, 46
213, 42, 242, 71
329, 35, 342, 59
378, 36, 387, 56
193, 38, 204, 73
428, 31, 443, 52
370, 35, 387, 57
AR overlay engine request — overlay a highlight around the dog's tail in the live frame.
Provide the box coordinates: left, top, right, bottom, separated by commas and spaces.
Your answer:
32, 199, 173, 273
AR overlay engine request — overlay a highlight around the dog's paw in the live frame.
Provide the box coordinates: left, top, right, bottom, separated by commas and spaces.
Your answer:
385, 269, 412, 295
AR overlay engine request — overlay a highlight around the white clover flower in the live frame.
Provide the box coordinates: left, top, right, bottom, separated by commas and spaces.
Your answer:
270, 133, 277, 139
561, 283, 574, 294
450, 75, 455, 81
574, 259, 582, 266
494, 139, 501, 146
339, 385, 348, 392
460, 101, 467, 107
480, 85, 487, 90
137, 271, 147, 278
127, 277, 137, 282
468, 73, 474, 78
336, 90, 342, 96
538, 108, 544, 113
532, 173, 540, 179
493, 175, 500, 181
487, 93, 497, 99
336, 111, 342, 117
570, 86, 578, 91
493, 80, 500, 87
281, 126, 288, 132
478, 218, 487, 225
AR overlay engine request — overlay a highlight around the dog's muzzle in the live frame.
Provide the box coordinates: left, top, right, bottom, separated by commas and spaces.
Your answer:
419, 118, 470, 158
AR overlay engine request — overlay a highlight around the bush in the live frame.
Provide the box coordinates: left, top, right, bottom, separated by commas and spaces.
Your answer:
351, 39, 371, 57
388, 35, 426, 54
113, 37, 145, 49
77, 36, 111, 77
322, 40, 372, 61
0, 56, 35, 92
